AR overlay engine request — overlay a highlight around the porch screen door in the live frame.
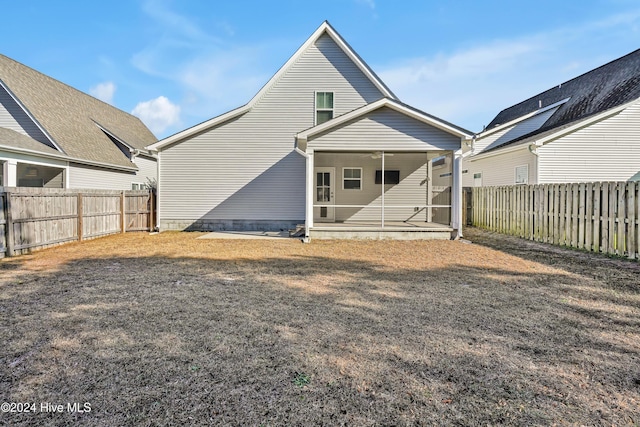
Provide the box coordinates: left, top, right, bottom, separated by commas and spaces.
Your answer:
314, 167, 335, 222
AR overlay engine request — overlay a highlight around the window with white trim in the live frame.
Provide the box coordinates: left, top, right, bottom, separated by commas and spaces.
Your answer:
316, 92, 334, 125
473, 172, 482, 187
342, 167, 362, 190
132, 182, 146, 190
515, 165, 528, 185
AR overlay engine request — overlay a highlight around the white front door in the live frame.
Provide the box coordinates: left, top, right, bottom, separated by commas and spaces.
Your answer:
314, 167, 335, 222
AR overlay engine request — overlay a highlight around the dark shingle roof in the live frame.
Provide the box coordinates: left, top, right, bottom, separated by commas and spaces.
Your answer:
0, 54, 157, 168
484, 48, 640, 148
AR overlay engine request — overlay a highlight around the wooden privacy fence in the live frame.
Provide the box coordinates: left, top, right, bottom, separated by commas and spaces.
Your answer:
0, 187, 155, 257
471, 182, 640, 260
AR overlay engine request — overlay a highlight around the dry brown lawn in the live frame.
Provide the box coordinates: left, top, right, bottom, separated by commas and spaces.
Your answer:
1, 228, 639, 426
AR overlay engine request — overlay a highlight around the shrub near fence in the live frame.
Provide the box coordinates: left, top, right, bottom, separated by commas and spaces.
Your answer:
471, 182, 640, 260
0, 187, 154, 257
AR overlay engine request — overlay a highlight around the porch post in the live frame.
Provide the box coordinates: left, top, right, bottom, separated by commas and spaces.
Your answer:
305, 150, 314, 241
452, 149, 463, 238
6, 160, 17, 187
381, 151, 385, 228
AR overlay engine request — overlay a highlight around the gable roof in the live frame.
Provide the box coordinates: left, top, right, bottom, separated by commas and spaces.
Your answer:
480, 48, 640, 152
0, 54, 157, 170
0, 127, 63, 157
148, 21, 397, 151
296, 97, 472, 143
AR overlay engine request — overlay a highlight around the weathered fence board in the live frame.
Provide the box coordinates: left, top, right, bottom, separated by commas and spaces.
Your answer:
469, 182, 640, 260
0, 187, 155, 256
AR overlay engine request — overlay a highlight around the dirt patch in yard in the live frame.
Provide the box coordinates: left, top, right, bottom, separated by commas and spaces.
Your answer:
1, 229, 639, 425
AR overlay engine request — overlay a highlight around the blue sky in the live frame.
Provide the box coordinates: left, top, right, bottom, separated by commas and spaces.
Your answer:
2, 1, 639, 138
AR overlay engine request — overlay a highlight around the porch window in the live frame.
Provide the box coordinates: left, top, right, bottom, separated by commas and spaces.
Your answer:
342, 167, 362, 190
316, 92, 334, 125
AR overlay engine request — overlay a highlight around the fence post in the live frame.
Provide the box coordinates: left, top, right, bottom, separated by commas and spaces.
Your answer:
77, 193, 83, 242
149, 190, 155, 231
627, 181, 636, 259
5, 191, 14, 257
121, 191, 126, 234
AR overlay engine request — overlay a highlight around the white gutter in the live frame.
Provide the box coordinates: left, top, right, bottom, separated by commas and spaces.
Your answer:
473, 98, 639, 162
294, 147, 308, 158
0, 143, 138, 172
468, 142, 529, 161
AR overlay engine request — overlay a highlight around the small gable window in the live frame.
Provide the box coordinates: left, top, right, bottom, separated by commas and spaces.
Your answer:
316, 92, 334, 125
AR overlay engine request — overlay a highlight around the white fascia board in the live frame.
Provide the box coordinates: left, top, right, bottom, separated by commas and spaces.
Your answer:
0, 143, 138, 172
297, 99, 471, 141
477, 97, 570, 139
148, 21, 398, 152
472, 98, 639, 161
321, 23, 397, 100
146, 105, 249, 151
93, 121, 135, 151
469, 143, 530, 161
0, 79, 65, 154
247, 22, 396, 108
385, 102, 472, 139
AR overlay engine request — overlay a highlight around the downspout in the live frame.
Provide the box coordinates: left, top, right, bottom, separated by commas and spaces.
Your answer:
452, 148, 463, 239
294, 144, 312, 243
154, 150, 161, 231
528, 141, 541, 184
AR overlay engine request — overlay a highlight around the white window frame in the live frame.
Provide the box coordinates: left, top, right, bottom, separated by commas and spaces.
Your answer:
473, 172, 482, 187
515, 165, 528, 185
342, 167, 362, 190
131, 182, 146, 190
315, 91, 334, 125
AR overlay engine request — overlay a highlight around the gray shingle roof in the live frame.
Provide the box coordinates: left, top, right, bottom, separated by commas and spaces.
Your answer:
0, 54, 157, 169
484, 48, 640, 149
0, 127, 62, 156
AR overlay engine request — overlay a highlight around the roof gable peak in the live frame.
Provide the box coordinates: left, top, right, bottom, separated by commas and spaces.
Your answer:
247, 21, 397, 108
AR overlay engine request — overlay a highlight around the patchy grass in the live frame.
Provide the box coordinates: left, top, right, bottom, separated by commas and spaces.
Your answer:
0, 229, 639, 426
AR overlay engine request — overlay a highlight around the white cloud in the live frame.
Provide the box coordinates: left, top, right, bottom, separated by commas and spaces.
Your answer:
377, 9, 640, 132
89, 81, 116, 104
132, 1, 283, 130
131, 96, 181, 135
356, 0, 375, 10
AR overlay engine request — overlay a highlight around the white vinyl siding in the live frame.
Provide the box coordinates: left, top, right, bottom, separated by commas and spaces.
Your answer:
537, 102, 640, 183
159, 33, 385, 227
464, 147, 537, 187
133, 155, 158, 185
69, 160, 156, 190
308, 107, 461, 152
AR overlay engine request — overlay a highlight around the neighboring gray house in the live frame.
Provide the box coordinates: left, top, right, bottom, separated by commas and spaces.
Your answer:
148, 22, 472, 239
0, 54, 157, 190
463, 48, 640, 187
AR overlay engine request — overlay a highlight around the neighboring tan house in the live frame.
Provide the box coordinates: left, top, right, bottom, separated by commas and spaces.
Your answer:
148, 22, 472, 240
0, 54, 157, 190
463, 48, 640, 187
